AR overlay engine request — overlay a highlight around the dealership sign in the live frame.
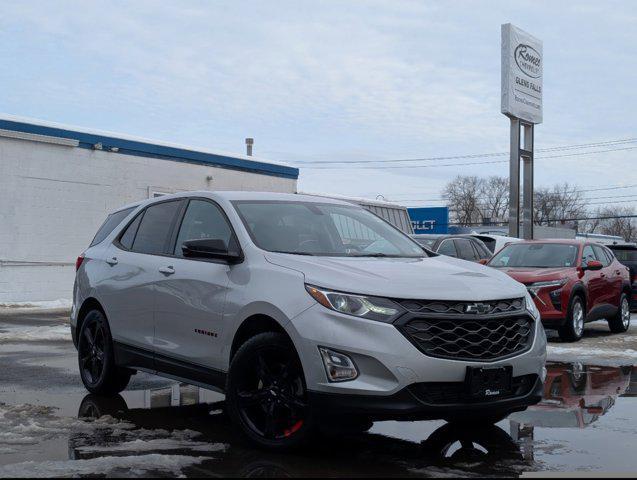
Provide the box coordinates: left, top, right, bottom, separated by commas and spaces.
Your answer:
501, 23, 543, 124
408, 207, 449, 234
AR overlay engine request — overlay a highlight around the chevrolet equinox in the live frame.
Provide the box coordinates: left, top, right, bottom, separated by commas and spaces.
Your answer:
72, 191, 547, 449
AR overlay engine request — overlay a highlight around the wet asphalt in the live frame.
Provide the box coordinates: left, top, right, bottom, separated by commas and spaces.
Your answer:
1, 309, 636, 477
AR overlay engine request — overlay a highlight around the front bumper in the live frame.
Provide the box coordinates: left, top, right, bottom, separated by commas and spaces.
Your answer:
286, 303, 547, 400
309, 374, 543, 421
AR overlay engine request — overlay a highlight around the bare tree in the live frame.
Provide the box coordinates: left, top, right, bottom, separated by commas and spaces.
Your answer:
533, 183, 586, 228
480, 176, 509, 224
583, 205, 637, 242
443, 175, 483, 226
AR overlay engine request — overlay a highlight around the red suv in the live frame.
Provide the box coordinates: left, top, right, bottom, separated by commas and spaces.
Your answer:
488, 240, 632, 342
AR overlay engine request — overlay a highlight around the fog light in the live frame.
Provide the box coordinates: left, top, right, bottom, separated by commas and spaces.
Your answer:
319, 347, 358, 382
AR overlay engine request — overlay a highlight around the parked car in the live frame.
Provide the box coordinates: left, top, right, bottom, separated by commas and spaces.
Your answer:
488, 240, 632, 342
469, 234, 522, 255
411, 234, 492, 262
607, 243, 637, 311
72, 191, 547, 449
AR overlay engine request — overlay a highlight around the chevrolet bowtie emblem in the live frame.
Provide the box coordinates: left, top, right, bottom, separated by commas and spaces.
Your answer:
465, 303, 491, 314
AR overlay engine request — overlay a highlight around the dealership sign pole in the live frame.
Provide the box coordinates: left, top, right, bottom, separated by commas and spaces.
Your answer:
501, 23, 543, 239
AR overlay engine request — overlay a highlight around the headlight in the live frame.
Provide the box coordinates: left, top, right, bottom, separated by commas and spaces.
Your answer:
525, 291, 540, 318
527, 278, 568, 296
305, 285, 403, 323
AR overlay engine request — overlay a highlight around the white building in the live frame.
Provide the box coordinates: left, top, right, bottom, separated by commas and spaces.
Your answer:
0, 115, 298, 303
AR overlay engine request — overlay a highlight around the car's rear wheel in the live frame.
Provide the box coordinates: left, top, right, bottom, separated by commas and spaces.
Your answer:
608, 293, 631, 333
558, 295, 585, 342
225, 332, 315, 450
78, 310, 131, 395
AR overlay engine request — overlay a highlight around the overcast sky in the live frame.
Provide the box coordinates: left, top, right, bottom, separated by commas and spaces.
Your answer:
2, 0, 636, 206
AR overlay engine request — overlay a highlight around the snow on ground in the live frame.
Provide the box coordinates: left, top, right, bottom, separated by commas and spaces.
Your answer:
0, 454, 212, 478
0, 299, 72, 311
0, 402, 225, 477
0, 324, 71, 343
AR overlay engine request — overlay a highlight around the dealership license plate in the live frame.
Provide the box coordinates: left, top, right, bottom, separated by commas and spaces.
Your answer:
465, 366, 513, 399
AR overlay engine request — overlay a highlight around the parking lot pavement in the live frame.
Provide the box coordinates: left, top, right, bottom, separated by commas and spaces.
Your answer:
1, 310, 636, 477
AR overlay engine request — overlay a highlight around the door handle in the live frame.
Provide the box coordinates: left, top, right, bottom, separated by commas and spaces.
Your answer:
106, 257, 118, 266
159, 266, 175, 275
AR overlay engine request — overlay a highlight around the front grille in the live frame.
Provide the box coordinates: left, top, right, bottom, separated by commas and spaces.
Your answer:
409, 374, 538, 405
400, 315, 534, 361
398, 298, 524, 316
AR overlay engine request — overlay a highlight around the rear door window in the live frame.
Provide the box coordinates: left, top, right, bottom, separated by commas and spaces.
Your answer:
455, 239, 478, 261
90, 207, 134, 246
131, 200, 183, 255
119, 213, 144, 250
437, 240, 457, 257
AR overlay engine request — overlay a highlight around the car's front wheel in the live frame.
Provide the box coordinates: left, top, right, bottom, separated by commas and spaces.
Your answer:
225, 332, 315, 450
558, 295, 585, 342
608, 293, 631, 333
78, 310, 131, 395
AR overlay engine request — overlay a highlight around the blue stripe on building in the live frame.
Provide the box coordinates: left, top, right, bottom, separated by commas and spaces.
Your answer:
0, 119, 299, 180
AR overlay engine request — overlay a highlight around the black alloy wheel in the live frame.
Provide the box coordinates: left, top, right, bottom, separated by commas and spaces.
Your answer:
77, 310, 131, 395
79, 314, 107, 386
226, 332, 313, 449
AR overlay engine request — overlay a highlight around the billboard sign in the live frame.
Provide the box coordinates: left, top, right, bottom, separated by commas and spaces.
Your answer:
408, 207, 449, 234
501, 23, 543, 124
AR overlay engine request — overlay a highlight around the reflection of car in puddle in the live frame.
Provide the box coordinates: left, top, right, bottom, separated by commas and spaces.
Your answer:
510, 362, 632, 429
69, 383, 532, 477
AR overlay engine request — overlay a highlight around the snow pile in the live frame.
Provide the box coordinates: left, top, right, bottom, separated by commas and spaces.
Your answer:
0, 324, 72, 343
548, 344, 637, 359
0, 402, 225, 477
0, 454, 211, 478
0, 299, 72, 310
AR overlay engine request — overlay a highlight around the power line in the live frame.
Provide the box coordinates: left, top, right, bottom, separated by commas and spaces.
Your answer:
384, 184, 637, 204
296, 137, 637, 165
443, 214, 637, 228
304, 145, 637, 170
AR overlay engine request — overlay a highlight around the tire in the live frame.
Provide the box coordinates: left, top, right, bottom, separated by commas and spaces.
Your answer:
558, 295, 585, 342
225, 332, 315, 450
77, 310, 131, 395
226, 332, 316, 451
608, 292, 631, 333
78, 394, 128, 419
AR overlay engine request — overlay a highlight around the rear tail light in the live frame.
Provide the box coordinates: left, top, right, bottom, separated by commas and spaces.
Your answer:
75, 254, 85, 271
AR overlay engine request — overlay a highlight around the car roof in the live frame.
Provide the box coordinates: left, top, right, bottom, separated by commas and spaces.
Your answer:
511, 239, 586, 246
141, 190, 358, 207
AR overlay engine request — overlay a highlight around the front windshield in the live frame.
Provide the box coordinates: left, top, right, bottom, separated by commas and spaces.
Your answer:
489, 243, 579, 268
233, 200, 426, 257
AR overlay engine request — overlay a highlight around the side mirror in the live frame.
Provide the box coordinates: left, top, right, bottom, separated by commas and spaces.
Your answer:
584, 260, 603, 271
182, 238, 243, 263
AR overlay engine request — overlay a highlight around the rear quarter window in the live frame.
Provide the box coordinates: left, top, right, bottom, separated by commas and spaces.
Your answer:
90, 207, 135, 247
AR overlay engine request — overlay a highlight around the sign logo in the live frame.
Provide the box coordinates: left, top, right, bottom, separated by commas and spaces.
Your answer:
515, 44, 542, 78
465, 303, 491, 315
484, 389, 501, 396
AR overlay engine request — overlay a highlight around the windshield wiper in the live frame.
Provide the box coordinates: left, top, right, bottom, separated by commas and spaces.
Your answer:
270, 250, 315, 256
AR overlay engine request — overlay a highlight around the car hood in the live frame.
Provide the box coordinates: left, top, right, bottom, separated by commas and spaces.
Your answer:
495, 267, 574, 285
264, 253, 526, 300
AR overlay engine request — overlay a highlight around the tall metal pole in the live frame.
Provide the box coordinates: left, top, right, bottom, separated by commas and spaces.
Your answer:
508, 118, 520, 238
521, 122, 534, 240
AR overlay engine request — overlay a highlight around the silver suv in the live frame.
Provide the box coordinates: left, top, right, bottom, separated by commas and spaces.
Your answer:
72, 191, 546, 449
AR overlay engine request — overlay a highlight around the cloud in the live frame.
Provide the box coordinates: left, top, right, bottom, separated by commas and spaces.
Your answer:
0, 0, 635, 202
